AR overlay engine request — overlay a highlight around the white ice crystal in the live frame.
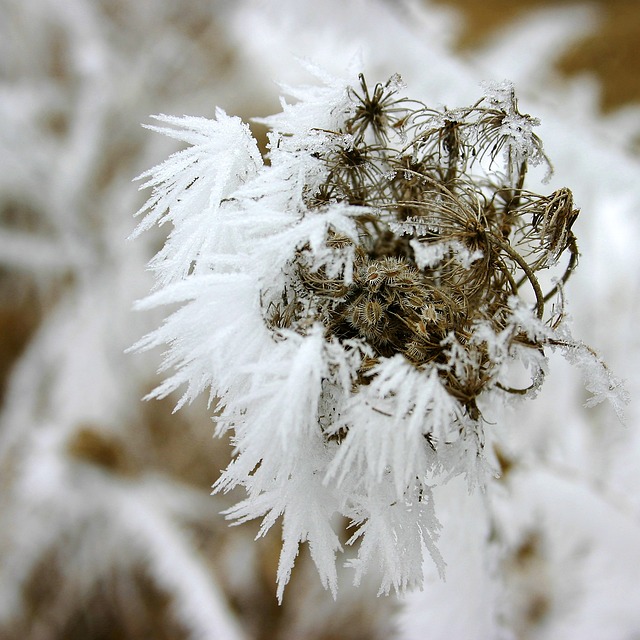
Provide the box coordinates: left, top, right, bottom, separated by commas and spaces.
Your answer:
480, 79, 549, 184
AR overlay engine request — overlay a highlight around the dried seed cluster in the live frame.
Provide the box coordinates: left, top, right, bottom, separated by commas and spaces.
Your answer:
268, 75, 580, 411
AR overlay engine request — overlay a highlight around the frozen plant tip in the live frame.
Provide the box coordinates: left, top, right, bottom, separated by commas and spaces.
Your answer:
132, 69, 628, 601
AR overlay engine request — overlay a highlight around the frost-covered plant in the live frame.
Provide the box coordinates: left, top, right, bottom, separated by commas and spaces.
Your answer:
133, 68, 627, 601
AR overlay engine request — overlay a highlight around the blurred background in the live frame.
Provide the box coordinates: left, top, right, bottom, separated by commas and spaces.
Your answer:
1, 1, 639, 638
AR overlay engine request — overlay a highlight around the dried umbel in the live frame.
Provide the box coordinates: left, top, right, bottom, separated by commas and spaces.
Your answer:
134, 70, 627, 599
268, 74, 579, 418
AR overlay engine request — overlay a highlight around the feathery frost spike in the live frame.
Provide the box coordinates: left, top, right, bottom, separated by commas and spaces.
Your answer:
133, 68, 627, 600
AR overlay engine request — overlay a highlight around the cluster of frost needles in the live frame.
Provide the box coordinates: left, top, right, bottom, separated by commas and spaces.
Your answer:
132, 67, 628, 601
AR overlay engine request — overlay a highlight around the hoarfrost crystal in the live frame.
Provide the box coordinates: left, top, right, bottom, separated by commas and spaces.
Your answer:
132, 68, 627, 600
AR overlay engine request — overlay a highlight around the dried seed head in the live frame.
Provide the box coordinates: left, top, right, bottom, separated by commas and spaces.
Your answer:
265, 74, 580, 415
533, 188, 579, 260
347, 73, 408, 143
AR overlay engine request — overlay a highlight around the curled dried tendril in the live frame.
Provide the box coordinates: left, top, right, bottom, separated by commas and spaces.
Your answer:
267, 75, 581, 416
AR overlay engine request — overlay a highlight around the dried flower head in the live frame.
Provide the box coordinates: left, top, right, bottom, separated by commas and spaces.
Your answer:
268, 75, 577, 418
133, 69, 628, 601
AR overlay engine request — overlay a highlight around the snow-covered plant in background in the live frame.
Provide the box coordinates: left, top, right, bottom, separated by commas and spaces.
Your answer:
133, 67, 627, 601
